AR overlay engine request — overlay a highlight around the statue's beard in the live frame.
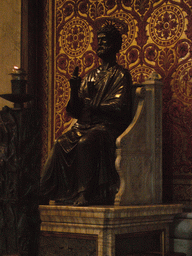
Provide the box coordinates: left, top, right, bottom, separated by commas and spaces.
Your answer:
96, 45, 113, 59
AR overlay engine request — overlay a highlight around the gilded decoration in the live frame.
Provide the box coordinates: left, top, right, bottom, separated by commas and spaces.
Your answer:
60, 18, 90, 57
172, 60, 192, 104
44, 0, 192, 203
149, 4, 185, 46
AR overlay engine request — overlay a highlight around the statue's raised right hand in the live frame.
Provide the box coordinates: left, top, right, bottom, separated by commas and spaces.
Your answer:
70, 66, 81, 91
73, 66, 79, 78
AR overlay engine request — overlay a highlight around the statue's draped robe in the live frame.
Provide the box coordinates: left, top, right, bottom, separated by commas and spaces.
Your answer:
40, 63, 132, 204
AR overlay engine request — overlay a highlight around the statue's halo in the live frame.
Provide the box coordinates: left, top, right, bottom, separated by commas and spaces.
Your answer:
94, 17, 128, 35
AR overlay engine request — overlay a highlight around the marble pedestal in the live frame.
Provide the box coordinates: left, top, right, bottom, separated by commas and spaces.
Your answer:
170, 212, 192, 256
39, 204, 182, 256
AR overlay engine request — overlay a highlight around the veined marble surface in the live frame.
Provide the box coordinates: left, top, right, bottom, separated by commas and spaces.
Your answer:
40, 204, 183, 224
39, 204, 183, 256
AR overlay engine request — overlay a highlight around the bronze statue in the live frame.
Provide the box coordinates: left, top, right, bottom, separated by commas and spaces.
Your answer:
40, 22, 132, 206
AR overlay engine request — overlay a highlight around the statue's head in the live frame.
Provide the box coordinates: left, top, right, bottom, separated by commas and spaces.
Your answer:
96, 23, 122, 59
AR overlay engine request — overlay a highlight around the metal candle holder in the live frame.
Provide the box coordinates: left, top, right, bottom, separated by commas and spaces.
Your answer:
0, 66, 33, 108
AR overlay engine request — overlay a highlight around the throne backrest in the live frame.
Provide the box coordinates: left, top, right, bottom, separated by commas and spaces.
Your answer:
115, 73, 163, 206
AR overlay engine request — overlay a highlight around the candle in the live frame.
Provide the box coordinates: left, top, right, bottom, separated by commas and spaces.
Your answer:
9, 67, 27, 95
9, 66, 27, 80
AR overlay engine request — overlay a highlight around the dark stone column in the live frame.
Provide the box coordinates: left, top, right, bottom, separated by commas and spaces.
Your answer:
0, 106, 41, 256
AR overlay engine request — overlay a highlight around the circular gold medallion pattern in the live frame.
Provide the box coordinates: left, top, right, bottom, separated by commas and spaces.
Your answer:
150, 5, 184, 46
61, 18, 90, 57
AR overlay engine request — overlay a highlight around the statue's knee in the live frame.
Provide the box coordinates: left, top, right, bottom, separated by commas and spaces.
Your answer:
78, 127, 108, 150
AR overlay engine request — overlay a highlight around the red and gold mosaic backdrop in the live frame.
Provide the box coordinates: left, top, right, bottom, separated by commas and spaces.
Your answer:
40, 0, 192, 204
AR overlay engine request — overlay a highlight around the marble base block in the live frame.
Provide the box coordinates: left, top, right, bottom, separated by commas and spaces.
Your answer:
170, 212, 192, 256
39, 204, 182, 256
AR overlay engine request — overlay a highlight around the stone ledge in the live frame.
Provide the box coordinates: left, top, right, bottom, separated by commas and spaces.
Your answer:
39, 204, 183, 228
170, 212, 192, 240
39, 204, 183, 256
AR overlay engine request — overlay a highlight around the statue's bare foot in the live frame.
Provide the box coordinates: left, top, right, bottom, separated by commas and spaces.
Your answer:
73, 192, 88, 206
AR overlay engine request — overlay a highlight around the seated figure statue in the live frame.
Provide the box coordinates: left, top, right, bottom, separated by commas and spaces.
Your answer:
40, 22, 132, 206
